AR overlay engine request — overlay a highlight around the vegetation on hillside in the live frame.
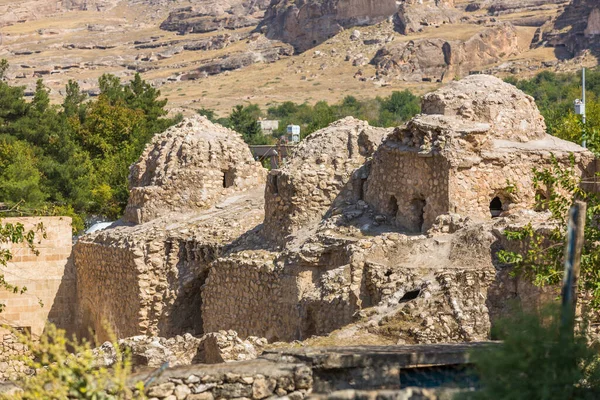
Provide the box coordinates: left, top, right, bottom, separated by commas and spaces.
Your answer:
198, 90, 421, 144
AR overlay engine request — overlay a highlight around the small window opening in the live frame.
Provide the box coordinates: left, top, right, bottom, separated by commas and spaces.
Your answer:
490, 196, 503, 218
399, 289, 422, 303
388, 195, 399, 218
222, 169, 234, 188
358, 178, 367, 201
270, 174, 279, 195
411, 198, 426, 232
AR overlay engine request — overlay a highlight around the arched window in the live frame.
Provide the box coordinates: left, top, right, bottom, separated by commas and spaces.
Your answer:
490, 196, 503, 218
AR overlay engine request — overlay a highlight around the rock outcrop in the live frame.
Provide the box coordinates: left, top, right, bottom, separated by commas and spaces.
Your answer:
0, 0, 119, 27
534, 0, 600, 58
124, 115, 266, 224
373, 22, 520, 82
259, 0, 398, 53
395, 0, 463, 34
160, 0, 271, 35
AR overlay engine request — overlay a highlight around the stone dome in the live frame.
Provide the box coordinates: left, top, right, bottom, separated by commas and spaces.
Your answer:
124, 115, 266, 224
421, 74, 547, 142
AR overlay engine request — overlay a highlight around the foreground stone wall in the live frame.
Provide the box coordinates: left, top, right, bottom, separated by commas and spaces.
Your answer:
0, 217, 74, 338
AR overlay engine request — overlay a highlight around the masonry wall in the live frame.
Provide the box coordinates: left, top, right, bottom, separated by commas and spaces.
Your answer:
449, 152, 595, 219
74, 241, 142, 341
0, 217, 74, 338
202, 256, 301, 342
365, 147, 450, 232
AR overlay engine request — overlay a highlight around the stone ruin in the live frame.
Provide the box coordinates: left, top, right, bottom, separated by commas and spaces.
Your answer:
365, 74, 589, 232
2, 75, 597, 397
124, 116, 266, 224
69, 74, 595, 348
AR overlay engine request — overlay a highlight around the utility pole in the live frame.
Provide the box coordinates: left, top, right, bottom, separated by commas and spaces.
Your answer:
575, 68, 587, 147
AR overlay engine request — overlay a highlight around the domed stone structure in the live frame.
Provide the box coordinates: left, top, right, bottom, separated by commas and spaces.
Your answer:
364, 75, 594, 233
421, 74, 546, 142
124, 115, 266, 224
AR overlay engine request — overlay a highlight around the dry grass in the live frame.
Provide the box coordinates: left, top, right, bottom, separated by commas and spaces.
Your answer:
0, 0, 588, 115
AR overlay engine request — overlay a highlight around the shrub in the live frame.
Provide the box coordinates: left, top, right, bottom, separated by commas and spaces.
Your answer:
5, 324, 144, 400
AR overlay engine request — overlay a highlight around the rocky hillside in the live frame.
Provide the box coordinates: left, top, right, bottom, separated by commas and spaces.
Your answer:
533, 0, 600, 59
0, 0, 596, 114
259, 0, 398, 53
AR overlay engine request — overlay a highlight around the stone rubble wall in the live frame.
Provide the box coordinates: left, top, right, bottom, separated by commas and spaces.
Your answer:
74, 240, 143, 342
449, 151, 594, 219
201, 255, 301, 342
365, 145, 451, 233
264, 118, 389, 245
0, 332, 30, 382
138, 360, 313, 400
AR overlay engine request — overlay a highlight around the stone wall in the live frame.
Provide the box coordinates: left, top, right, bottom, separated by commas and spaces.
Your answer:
137, 359, 313, 400
74, 240, 143, 341
364, 76, 595, 231
365, 139, 451, 233
264, 118, 389, 245
0, 217, 74, 338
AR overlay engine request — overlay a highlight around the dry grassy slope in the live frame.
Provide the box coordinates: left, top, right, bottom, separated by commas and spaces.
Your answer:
0, 0, 589, 116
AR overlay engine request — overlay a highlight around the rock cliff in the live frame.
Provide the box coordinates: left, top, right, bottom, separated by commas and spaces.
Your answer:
259, 0, 398, 53
0, 0, 120, 27
373, 22, 520, 82
160, 0, 271, 34
395, 0, 463, 34
533, 0, 600, 58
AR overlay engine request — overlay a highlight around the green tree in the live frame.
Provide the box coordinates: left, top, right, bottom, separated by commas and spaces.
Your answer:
229, 104, 262, 139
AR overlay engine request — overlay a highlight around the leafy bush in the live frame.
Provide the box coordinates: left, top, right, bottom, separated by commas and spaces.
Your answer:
5, 324, 144, 400
459, 306, 600, 400
497, 155, 600, 308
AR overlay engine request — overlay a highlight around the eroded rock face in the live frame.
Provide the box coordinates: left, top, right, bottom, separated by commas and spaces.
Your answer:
534, 0, 600, 58
260, 0, 398, 53
0, 0, 119, 27
395, 0, 462, 34
124, 115, 266, 224
373, 23, 520, 82
263, 117, 390, 245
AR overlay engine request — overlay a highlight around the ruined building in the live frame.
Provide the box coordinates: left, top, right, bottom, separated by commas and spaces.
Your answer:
1, 76, 595, 358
